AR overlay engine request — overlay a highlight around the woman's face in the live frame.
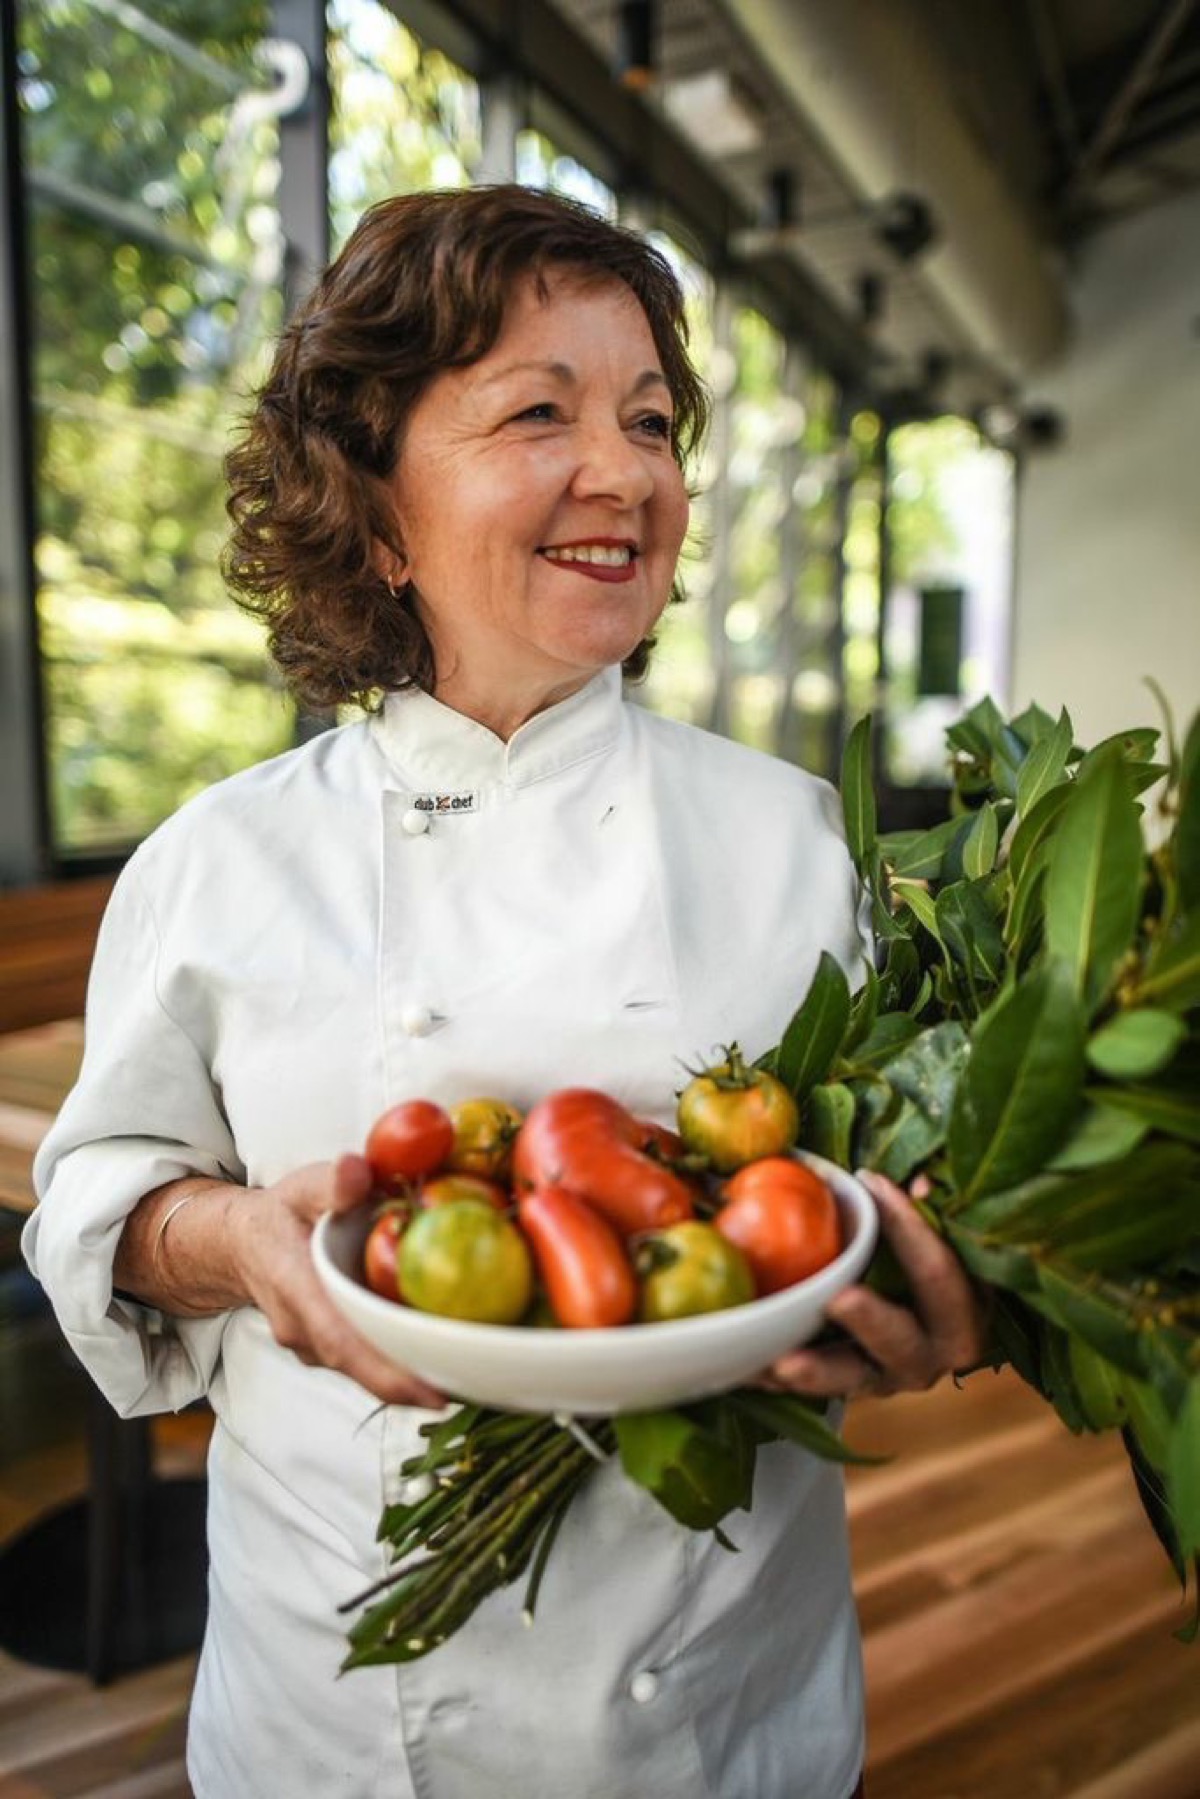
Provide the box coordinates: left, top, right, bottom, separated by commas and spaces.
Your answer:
384, 269, 691, 734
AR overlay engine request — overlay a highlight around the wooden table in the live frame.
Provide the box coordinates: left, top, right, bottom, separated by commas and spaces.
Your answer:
0, 1018, 207, 1684
0, 1019, 84, 1216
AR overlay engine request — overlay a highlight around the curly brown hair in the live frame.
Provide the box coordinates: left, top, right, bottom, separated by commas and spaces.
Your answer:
223, 183, 709, 710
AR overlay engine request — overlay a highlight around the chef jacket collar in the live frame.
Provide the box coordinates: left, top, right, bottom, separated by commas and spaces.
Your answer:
370, 664, 624, 792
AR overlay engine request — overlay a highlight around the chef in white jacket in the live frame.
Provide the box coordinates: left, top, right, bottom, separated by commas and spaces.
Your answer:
26, 185, 985, 1799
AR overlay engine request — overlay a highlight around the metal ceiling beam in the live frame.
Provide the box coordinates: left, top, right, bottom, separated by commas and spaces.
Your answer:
411, 0, 885, 388
714, 0, 1069, 378
1066, 0, 1199, 198
1022, 0, 1080, 165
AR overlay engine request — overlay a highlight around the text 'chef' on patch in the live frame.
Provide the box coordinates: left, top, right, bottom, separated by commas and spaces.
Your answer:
411, 792, 478, 814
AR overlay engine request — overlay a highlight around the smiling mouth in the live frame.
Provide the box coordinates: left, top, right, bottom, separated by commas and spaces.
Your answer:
539, 542, 638, 568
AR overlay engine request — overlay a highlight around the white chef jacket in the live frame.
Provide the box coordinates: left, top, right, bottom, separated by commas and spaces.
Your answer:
27, 666, 870, 1799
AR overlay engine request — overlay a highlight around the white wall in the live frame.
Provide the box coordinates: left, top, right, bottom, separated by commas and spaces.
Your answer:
1013, 188, 1200, 749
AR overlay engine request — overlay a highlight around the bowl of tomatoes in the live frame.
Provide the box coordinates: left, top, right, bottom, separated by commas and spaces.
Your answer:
312, 1065, 879, 1415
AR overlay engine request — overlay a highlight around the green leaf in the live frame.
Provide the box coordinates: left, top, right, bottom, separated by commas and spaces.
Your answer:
1016, 707, 1074, 818
614, 1408, 754, 1531
949, 697, 1026, 800
1119, 1372, 1175, 1471
948, 961, 1087, 1202
841, 715, 877, 877
1043, 743, 1144, 1011
850, 1011, 922, 1070
962, 802, 1000, 880
725, 1390, 886, 1466
1008, 782, 1073, 891
1010, 701, 1059, 748
1046, 1101, 1149, 1171
1093, 1081, 1200, 1144
960, 1140, 1200, 1274
1136, 911, 1200, 1013
1006, 860, 1048, 967
1078, 726, 1161, 772
801, 1081, 855, 1166
877, 936, 921, 1013
1038, 1317, 1091, 1432
1176, 711, 1200, 911
853, 1021, 970, 1183
879, 816, 968, 882
841, 961, 880, 1057
1035, 1263, 1150, 1381
1087, 1009, 1186, 1080
891, 878, 943, 944
1169, 1381, 1200, 1561
775, 952, 852, 1102
1067, 1335, 1128, 1430
936, 881, 1005, 988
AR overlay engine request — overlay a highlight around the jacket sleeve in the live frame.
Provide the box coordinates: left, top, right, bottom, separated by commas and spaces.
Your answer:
23, 856, 245, 1418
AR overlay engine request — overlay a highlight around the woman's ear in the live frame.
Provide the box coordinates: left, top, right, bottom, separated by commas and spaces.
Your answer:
370, 540, 409, 595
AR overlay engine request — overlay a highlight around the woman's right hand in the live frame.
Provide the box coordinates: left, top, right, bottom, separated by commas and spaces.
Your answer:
225, 1154, 446, 1408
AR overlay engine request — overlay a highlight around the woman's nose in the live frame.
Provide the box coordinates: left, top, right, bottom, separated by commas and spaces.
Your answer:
570, 423, 656, 508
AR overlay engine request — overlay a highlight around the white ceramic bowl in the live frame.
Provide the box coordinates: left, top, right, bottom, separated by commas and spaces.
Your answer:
312, 1153, 877, 1415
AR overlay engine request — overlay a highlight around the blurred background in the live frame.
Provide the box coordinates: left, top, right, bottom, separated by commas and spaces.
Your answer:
3, 0, 1198, 881
2, 6, 1200, 1796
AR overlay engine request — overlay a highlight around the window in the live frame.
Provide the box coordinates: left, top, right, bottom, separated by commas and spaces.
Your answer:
328, 0, 480, 251
19, 0, 292, 856
883, 418, 1016, 785
515, 129, 617, 218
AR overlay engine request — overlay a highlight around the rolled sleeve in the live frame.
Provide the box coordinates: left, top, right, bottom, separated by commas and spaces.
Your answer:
23, 859, 244, 1418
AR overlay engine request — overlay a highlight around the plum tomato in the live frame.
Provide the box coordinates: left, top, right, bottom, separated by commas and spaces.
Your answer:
512, 1088, 695, 1235
420, 1172, 510, 1212
676, 1045, 799, 1173
637, 1221, 755, 1322
399, 1199, 533, 1323
517, 1185, 637, 1329
365, 1099, 454, 1188
445, 1097, 524, 1182
362, 1205, 409, 1302
716, 1158, 841, 1292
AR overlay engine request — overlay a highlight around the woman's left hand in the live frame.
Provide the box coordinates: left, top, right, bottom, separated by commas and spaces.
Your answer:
763, 1170, 990, 1399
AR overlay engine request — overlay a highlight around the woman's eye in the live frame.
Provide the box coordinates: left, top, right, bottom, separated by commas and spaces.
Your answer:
513, 402, 558, 423
634, 411, 673, 440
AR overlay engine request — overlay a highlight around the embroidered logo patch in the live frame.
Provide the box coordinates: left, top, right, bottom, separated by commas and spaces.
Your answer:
411, 791, 478, 814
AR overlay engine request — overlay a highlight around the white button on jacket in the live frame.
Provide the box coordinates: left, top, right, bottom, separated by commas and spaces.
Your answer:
399, 1003, 438, 1037
27, 670, 870, 1799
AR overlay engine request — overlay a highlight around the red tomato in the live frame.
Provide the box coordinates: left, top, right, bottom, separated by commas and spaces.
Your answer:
365, 1100, 454, 1188
362, 1206, 408, 1301
512, 1089, 695, 1237
677, 1047, 799, 1174
634, 1117, 688, 1160
517, 1186, 637, 1329
420, 1172, 509, 1213
715, 1158, 841, 1293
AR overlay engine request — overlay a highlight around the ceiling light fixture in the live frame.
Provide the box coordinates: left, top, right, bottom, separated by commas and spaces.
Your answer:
615, 0, 656, 93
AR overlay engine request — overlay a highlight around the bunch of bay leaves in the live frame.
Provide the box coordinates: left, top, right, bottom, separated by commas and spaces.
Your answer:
772, 696, 1200, 1636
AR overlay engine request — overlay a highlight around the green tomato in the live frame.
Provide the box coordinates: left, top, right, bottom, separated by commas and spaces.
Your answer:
637, 1222, 755, 1323
676, 1047, 799, 1173
399, 1199, 533, 1324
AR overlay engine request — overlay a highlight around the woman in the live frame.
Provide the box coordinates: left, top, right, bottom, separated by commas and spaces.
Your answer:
26, 185, 985, 1799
